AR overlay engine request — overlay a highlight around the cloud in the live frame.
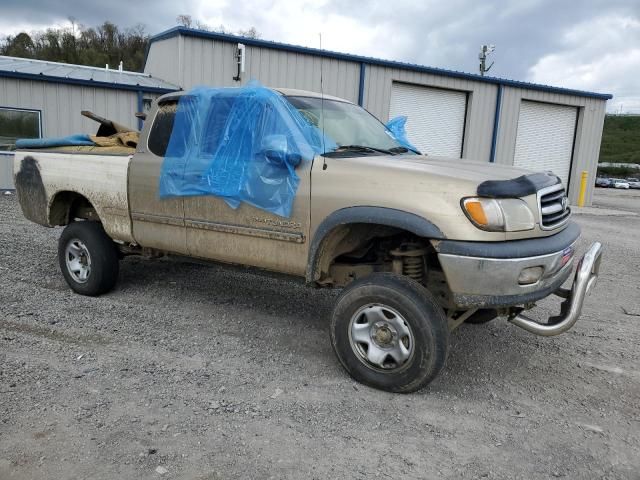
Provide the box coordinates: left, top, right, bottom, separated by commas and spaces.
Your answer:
528, 15, 640, 113
0, 0, 638, 111
0, 0, 184, 36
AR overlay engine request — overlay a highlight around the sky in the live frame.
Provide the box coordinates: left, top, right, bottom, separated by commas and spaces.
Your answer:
1, 0, 639, 113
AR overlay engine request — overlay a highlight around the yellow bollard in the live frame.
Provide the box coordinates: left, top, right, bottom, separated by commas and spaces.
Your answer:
578, 170, 588, 207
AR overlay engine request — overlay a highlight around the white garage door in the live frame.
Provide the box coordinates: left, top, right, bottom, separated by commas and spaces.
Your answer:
389, 83, 467, 158
513, 101, 577, 187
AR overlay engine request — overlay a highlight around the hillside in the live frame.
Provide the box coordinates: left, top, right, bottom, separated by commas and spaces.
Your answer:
599, 115, 640, 164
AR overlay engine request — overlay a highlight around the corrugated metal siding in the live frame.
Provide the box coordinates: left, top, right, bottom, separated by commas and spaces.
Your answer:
156, 36, 362, 103
570, 98, 606, 206
0, 77, 157, 189
363, 64, 498, 162
0, 77, 141, 137
141, 38, 182, 87
0, 153, 12, 189
494, 87, 607, 205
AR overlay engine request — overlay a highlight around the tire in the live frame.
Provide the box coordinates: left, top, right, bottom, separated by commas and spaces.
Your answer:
58, 221, 119, 296
465, 308, 499, 325
330, 273, 449, 393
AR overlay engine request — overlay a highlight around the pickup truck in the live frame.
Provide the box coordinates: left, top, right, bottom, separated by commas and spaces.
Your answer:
13, 87, 603, 393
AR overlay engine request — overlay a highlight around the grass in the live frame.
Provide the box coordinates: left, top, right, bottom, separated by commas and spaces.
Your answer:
599, 115, 640, 164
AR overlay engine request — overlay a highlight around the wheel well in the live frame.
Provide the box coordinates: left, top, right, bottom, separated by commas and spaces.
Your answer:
49, 191, 99, 225
309, 223, 438, 277
309, 222, 452, 306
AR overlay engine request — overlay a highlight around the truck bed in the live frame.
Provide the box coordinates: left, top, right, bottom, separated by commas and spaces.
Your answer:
13, 150, 134, 243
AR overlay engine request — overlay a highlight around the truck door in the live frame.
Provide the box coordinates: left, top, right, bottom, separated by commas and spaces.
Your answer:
129, 99, 188, 254
183, 168, 311, 277
183, 98, 311, 276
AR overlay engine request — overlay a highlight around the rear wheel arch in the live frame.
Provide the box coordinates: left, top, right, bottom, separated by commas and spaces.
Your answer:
49, 191, 100, 225
306, 207, 445, 283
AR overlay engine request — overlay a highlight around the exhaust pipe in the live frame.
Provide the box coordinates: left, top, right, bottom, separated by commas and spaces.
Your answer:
509, 242, 603, 336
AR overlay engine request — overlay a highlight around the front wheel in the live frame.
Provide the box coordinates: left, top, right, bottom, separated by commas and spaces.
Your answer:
330, 273, 449, 393
58, 221, 119, 296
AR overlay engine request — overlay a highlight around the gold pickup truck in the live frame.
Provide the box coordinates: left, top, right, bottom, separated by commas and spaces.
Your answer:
13, 87, 602, 393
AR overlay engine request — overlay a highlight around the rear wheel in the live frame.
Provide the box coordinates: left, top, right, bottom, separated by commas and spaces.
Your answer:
58, 221, 119, 296
330, 273, 449, 393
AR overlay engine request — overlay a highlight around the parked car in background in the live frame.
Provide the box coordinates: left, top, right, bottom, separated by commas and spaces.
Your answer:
614, 181, 630, 189
628, 181, 640, 190
595, 177, 610, 188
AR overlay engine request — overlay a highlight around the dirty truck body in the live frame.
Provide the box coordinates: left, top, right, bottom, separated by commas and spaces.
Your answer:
14, 88, 603, 393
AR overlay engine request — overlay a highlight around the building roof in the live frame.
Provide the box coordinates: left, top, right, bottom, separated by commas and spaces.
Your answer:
0, 55, 180, 93
149, 26, 613, 101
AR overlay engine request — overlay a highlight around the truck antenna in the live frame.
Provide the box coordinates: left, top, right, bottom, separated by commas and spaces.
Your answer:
320, 33, 327, 170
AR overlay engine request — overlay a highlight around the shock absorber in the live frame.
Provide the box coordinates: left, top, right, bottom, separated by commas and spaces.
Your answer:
390, 243, 427, 282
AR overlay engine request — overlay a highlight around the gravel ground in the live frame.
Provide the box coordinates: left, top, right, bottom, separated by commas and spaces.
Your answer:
1, 190, 639, 480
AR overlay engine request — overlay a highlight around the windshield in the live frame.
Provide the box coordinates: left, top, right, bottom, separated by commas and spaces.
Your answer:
285, 96, 415, 156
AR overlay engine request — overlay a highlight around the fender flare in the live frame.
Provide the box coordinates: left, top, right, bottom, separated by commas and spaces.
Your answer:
306, 206, 445, 282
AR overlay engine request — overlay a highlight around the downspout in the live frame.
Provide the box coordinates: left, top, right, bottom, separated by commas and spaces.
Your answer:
358, 62, 366, 107
137, 90, 144, 131
489, 83, 503, 163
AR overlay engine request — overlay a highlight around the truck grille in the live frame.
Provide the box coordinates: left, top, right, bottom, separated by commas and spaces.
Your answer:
538, 184, 570, 230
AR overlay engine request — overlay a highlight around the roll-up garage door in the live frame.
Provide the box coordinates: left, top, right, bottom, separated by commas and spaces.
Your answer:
513, 101, 577, 187
389, 82, 467, 158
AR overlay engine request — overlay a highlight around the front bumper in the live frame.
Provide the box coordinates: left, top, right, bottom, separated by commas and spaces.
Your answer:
438, 244, 576, 308
433, 222, 603, 336
436, 223, 582, 308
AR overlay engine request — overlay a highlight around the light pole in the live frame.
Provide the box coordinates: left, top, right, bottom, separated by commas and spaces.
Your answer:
479, 44, 495, 76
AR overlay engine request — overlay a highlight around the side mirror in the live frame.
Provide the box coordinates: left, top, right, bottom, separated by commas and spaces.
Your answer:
261, 134, 302, 168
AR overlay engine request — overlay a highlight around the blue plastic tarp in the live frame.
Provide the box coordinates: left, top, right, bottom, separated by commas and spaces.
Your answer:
15, 134, 94, 149
385, 116, 419, 153
159, 82, 335, 217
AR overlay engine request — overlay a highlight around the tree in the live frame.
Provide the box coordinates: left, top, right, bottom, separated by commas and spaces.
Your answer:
0, 21, 150, 71
176, 15, 193, 28
2, 32, 35, 58
176, 13, 260, 38
237, 27, 260, 39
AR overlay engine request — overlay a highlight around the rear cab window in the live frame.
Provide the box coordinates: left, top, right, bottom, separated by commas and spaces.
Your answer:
147, 101, 178, 157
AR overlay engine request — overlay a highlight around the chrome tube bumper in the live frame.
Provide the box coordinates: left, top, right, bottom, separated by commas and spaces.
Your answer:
508, 242, 603, 336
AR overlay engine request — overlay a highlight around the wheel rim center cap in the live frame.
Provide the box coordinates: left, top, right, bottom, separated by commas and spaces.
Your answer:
372, 322, 396, 346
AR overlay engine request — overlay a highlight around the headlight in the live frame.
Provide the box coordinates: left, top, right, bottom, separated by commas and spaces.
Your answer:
461, 197, 535, 232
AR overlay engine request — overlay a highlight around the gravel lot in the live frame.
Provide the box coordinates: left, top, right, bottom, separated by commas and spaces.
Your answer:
1, 189, 639, 479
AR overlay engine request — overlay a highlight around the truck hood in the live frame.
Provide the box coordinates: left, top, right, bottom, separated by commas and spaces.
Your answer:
318, 152, 562, 242
345, 154, 535, 185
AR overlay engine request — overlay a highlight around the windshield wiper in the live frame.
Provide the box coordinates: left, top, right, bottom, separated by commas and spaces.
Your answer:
389, 146, 421, 154
332, 145, 396, 155
388, 146, 408, 153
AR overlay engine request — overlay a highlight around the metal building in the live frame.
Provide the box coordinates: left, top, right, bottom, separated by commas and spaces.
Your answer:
0, 56, 179, 189
145, 27, 612, 206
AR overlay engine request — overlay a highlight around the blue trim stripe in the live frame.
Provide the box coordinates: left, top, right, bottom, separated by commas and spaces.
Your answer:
136, 90, 144, 130
489, 84, 503, 163
358, 63, 366, 106
148, 27, 613, 101
0, 70, 179, 94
